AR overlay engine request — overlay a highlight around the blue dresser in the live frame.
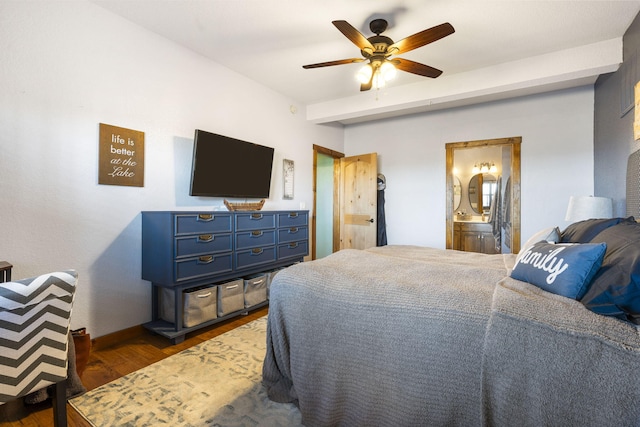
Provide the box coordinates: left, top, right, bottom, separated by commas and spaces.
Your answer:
141, 210, 309, 343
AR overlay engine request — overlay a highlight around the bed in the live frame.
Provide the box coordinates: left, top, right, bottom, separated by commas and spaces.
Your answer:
263, 157, 640, 427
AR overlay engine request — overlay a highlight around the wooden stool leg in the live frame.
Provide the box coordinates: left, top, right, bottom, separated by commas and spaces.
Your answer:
51, 380, 68, 427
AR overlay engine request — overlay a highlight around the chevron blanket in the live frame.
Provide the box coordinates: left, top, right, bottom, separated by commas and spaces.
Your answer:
263, 246, 640, 426
0, 270, 77, 402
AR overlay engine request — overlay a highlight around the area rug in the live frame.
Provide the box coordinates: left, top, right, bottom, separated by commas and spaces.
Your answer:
69, 316, 303, 426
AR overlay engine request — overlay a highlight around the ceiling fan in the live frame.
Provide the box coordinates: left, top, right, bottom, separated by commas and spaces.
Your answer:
303, 19, 455, 91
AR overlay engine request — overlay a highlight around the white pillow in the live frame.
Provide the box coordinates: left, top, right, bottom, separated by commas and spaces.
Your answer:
516, 226, 561, 263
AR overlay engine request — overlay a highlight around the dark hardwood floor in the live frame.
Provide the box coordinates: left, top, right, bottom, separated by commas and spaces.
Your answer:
0, 306, 269, 427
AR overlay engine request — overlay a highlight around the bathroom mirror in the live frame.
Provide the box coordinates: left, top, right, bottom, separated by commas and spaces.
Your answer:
468, 173, 497, 214
453, 176, 462, 211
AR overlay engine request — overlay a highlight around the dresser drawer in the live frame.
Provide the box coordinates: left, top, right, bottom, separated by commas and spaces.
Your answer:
278, 211, 308, 227
175, 213, 233, 236
235, 246, 277, 270
235, 229, 276, 250
235, 212, 276, 231
175, 233, 233, 258
278, 226, 308, 243
175, 253, 233, 282
278, 241, 308, 260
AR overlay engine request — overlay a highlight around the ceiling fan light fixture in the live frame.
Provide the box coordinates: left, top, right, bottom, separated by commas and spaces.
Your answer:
356, 64, 373, 84
379, 61, 397, 81
303, 19, 454, 93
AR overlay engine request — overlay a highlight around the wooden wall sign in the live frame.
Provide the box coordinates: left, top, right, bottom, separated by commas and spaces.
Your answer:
99, 123, 144, 187
283, 159, 294, 199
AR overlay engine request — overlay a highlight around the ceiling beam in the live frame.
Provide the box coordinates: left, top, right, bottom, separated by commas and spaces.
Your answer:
306, 38, 623, 125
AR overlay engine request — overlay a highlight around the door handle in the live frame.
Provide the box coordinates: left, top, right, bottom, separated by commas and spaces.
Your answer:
367, 218, 374, 223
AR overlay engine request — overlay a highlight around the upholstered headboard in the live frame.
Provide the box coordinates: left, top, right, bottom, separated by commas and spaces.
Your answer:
626, 149, 640, 218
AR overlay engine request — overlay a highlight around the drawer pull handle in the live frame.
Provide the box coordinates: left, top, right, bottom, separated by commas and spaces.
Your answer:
251, 213, 263, 220
198, 255, 214, 264
288, 212, 298, 218
198, 234, 214, 242
197, 214, 213, 221
251, 248, 264, 255
288, 227, 298, 233
288, 242, 299, 249
251, 278, 266, 285
225, 284, 239, 290
251, 230, 263, 237
196, 292, 212, 298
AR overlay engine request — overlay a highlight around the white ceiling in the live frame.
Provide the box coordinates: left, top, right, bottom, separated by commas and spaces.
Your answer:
92, 0, 640, 124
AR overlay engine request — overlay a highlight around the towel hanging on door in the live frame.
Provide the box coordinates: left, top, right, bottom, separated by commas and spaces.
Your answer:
377, 174, 387, 246
488, 175, 502, 252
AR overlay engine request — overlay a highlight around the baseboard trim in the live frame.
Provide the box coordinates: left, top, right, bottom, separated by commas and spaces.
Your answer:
91, 324, 146, 351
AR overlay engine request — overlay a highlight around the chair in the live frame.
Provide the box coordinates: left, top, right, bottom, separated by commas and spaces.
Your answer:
0, 270, 78, 427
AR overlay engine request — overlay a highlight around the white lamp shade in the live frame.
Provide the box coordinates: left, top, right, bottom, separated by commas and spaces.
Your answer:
565, 196, 613, 222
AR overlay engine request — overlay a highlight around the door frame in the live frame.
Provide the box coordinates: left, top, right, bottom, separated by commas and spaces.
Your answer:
445, 137, 521, 253
312, 144, 344, 260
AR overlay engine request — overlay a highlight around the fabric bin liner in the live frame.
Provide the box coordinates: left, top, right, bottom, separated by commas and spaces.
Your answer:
217, 278, 245, 317
266, 268, 285, 299
244, 273, 268, 307
160, 285, 217, 327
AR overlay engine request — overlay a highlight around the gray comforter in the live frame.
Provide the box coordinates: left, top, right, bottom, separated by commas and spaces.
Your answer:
262, 246, 640, 426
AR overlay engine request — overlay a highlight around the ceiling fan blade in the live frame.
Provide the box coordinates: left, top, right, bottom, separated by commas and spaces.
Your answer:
332, 20, 375, 53
388, 22, 454, 55
393, 58, 443, 78
303, 58, 365, 69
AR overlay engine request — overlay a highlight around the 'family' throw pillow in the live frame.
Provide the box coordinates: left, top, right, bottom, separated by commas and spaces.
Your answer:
511, 241, 606, 300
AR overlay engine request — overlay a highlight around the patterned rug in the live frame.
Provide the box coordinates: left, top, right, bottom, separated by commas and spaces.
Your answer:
69, 316, 303, 426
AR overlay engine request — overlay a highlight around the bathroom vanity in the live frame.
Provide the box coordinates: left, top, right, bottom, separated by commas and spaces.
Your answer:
453, 220, 498, 254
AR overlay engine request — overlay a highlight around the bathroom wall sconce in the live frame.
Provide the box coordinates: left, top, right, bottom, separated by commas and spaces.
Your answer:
472, 162, 497, 174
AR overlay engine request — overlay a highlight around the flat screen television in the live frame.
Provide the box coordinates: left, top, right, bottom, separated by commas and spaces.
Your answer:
189, 129, 275, 198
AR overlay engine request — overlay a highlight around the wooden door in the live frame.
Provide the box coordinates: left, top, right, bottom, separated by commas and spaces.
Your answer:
339, 153, 378, 250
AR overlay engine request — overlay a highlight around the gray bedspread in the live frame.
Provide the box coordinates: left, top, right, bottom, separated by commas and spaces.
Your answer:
262, 245, 640, 427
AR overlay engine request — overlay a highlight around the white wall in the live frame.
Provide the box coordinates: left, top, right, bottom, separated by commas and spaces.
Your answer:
344, 86, 595, 248
0, 1, 343, 337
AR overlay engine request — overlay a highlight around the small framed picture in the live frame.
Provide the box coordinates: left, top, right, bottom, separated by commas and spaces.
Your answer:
283, 159, 294, 199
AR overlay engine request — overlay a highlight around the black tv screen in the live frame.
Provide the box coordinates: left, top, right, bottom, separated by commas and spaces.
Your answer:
189, 129, 275, 198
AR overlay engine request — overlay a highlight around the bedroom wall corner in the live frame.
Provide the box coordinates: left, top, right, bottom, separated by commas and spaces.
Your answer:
594, 11, 640, 216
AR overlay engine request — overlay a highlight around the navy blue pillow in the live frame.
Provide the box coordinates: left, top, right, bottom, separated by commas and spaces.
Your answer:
560, 217, 627, 243
580, 220, 640, 324
511, 241, 607, 299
